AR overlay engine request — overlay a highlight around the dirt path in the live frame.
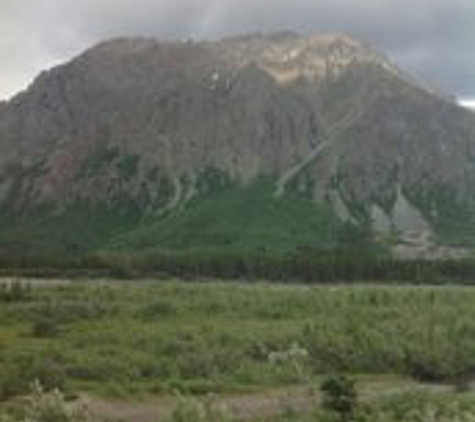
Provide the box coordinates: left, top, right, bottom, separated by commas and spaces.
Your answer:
79, 378, 451, 422
81, 387, 318, 422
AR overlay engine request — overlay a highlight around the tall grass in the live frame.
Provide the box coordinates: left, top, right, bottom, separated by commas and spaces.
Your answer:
1, 281, 475, 399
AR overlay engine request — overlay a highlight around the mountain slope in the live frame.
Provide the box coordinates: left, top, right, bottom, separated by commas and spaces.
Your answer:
0, 32, 474, 262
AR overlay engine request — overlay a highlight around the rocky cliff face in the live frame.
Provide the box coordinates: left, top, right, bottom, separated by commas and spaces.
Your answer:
1, 32, 474, 255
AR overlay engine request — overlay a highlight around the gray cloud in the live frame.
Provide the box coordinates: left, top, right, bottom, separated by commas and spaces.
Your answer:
1, 0, 473, 99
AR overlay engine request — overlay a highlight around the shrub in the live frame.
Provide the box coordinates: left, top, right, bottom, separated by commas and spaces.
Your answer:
0, 281, 32, 303
0, 381, 89, 422
170, 394, 233, 422
405, 355, 448, 382
135, 300, 178, 320
0, 353, 67, 400
359, 391, 475, 422
320, 375, 357, 421
32, 317, 60, 338
268, 343, 310, 383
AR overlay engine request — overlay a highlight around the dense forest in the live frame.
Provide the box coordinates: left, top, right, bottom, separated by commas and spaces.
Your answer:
1, 248, 475, 284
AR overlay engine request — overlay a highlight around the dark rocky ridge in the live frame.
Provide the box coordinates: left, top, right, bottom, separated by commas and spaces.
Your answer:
0, 32, 474, 256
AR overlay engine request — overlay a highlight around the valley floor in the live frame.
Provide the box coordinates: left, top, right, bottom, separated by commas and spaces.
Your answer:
2, 279, 475, 421
78, 377, 455, 422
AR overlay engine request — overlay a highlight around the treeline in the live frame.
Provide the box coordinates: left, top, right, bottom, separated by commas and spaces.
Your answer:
93, 251, 475, 284
2, 248, 475, 284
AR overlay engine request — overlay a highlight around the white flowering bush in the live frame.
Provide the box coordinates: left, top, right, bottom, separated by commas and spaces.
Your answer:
0, 381, 89, 422
268, 342, 310, 382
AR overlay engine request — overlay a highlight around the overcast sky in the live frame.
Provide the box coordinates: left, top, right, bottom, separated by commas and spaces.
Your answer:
1, 0, 474, 103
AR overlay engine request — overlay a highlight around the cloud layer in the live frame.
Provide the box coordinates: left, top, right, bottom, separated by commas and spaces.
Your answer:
1, 0, 473, 99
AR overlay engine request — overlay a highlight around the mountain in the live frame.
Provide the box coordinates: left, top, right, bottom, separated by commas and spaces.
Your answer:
0, 32, 474, 264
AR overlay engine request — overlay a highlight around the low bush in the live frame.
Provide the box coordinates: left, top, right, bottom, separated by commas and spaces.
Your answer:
0, 381, 88, 422
320, 375, 357, 421
0, 353, 67, 401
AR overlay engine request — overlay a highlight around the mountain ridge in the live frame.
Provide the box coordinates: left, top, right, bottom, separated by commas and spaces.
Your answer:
0, 32, 474, 263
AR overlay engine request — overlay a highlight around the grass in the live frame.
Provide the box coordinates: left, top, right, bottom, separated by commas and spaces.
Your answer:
245, 390, 475, 422
0, 204, 141, 260
1, 280, 475, 402
107, 179, 349, 255
4, 376, 475, 422
0, 179, 371, 266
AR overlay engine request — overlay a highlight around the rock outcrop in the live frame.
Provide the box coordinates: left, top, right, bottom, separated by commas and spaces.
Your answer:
1, 32, 474, 254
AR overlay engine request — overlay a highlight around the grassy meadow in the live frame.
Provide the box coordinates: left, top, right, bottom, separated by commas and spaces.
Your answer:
3, 279, 475, 421
1, 280, 475, 398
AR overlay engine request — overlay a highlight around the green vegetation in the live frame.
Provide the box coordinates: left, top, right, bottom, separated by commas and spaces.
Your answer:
0, 179, 385, 278
3, 380, 475, 422
4, 175, 475, 283
409, 184, 475, 246
320, 375, 357, 421
247, 391, 475, 422
1, 280, 475, 403
0, 381, 89, 422
262, 391, 475, 422
109, 179, 348, 254
0, 204, 141, 263
164, 389, 475, 422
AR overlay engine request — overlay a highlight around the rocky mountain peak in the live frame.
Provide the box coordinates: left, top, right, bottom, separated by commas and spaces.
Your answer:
214, 32, 395, 85
0, 32, 474, 258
